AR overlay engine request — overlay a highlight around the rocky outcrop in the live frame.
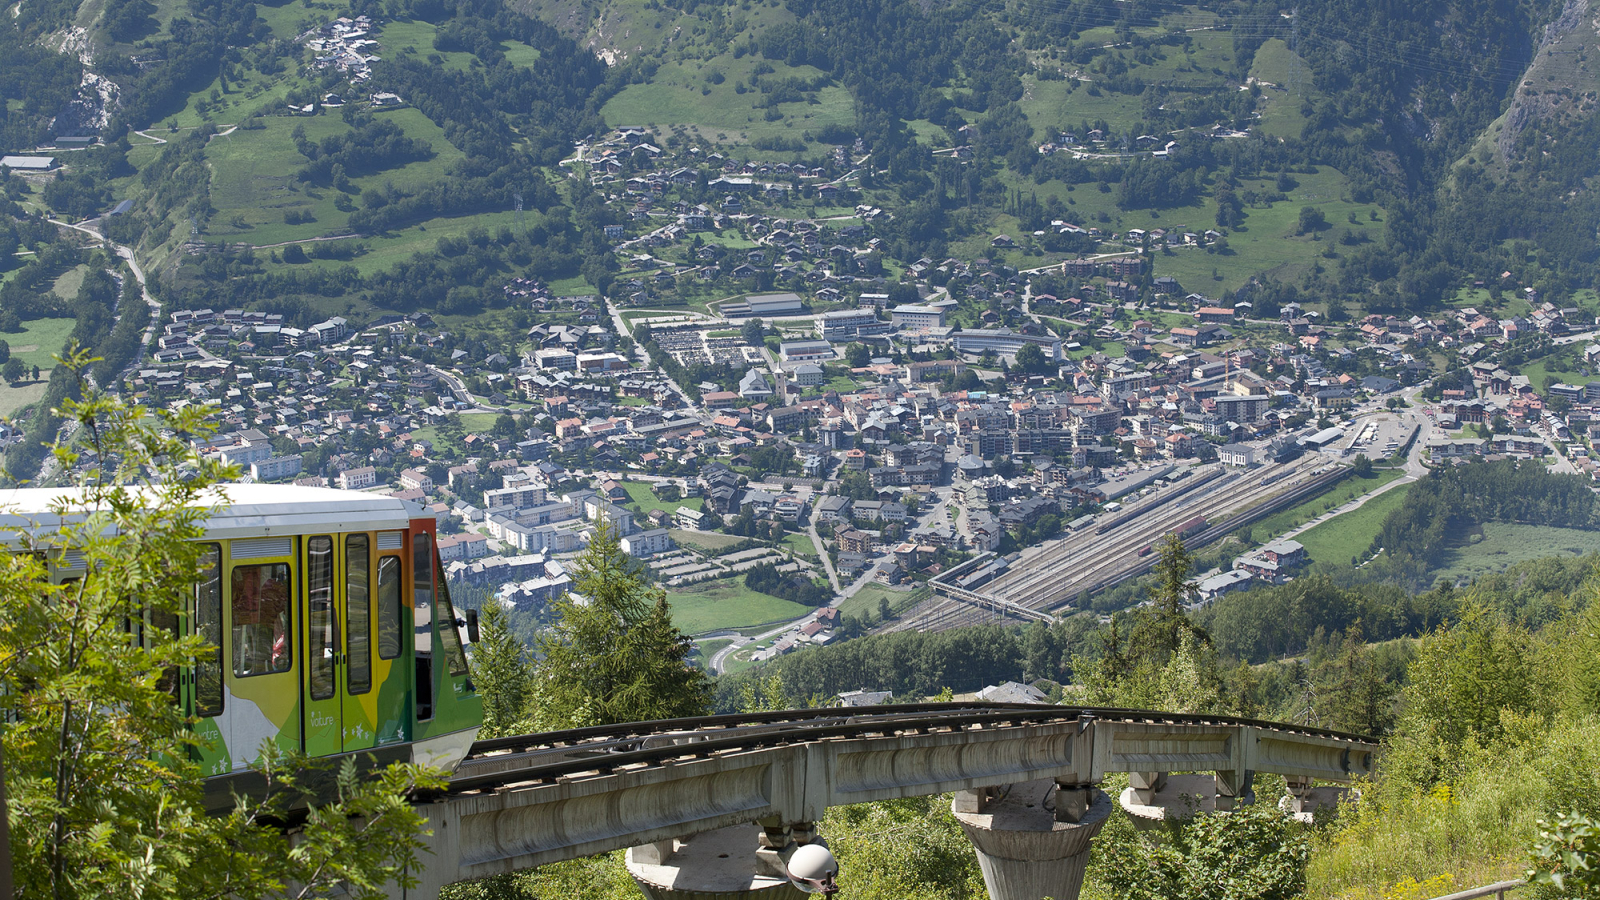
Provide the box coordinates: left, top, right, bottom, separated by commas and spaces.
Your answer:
1497, 0, 1599, 160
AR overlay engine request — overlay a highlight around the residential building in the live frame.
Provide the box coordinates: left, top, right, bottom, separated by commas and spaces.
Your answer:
890, 304, 946, 330
792, 363, 825, 386
339, 466, 377, 490
619, 528, 674, 557
399, 468, 433, 491
250, 455, 304, 481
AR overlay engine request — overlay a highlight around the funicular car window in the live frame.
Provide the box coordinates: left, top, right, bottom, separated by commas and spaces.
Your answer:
231, 563, 291, 676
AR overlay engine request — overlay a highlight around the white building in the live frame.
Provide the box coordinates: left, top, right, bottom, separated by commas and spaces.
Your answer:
951, 328, 1061, 362
619, 527, 673, 557
779, 340, 836, 364
1218, 446, 1256, 467
250, 455, 304, 481
484, 483, 548, 512
339, 466, 377, 490
399, 468, 433, 491
0, 156, 56, 171
791, 363, 825, 386
219, 440, 273, 468
890, 304, 946, 330
837, 689, 893, 707
437, 533, 491, 561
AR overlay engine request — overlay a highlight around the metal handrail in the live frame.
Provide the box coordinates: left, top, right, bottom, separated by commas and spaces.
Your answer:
1427, 880, 1525, 900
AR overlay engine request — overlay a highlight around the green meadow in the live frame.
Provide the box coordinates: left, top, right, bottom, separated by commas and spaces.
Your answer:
203, 109, 466, 247
1297, 483, 1412, 566
666, 577, 813, 635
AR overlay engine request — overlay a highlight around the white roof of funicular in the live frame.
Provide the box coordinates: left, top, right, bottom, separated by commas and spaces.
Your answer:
0, 485, 416, 543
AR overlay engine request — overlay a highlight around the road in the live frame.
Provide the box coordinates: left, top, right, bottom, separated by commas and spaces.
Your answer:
423, 362, 515, 413
1276, 393, 1433, 545
49, 218, 168, 373
608, 303, 697, 409
808, 520, 841, 592
1554, 328, 1600, 346
33, 218, 168, 483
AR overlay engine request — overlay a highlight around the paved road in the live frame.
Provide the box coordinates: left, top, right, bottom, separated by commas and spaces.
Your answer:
608, 303, 697, 409
50, 218, 168, 371
808, 520, 841, 592
1554, 329, 1600, 346
423, 362, 515, 413
1277, 394, 1433, 545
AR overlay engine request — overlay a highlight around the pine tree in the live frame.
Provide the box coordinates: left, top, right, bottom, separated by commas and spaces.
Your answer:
531, 520, 711, 729
473, 601, 535, 738
1129, 533, 1207, 665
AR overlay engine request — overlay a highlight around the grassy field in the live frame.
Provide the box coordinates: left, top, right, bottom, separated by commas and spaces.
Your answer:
1430, 522, 1600, 586
501, 39, 543, 67
1519, 357, 1592, 393
202, 109, 465, 247
406, 412, 501, 445
0, 378, 51, 418
670, 528, 744, 552
290, 209, 528, 278
665, 577, 812, 635
622, 480, 702, 518
1249, 39, 1316, 139
381, 20, 478, 71
599, 50, 854, 151
5, 318, 77, 373
1019, 26, 1234, 134
1298, 483, 1411, 566
837, 583, 923, 622
992, 164, 1382, 295
1246, 468, 1405, 545
782, 531, 819, 560
50, 264, 89, 300
691, 636, 732, 669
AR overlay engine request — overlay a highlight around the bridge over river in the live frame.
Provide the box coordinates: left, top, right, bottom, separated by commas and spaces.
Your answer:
394, 702, 1376, 900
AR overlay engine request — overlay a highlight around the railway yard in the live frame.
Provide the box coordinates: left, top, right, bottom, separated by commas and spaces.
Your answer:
890, 455, 1350, 632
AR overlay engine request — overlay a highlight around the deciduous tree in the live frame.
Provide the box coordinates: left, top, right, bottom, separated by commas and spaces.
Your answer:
0, 350, 440, 900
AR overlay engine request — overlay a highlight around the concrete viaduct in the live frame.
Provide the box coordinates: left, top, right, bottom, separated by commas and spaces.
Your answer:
393, 703, 1376, 900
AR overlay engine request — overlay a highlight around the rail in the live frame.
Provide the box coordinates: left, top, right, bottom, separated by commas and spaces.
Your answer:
1427, 881, 1524, 900
1094, 464, 1224, 533
441, 702, 1380, 798
1042, 465, 1352, 613
395, 702, 1381, 895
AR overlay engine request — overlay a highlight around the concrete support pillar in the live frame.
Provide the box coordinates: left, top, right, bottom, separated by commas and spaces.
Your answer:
952, 780, 1113, 900
1119, 770, 1255, 821
625, 823, 816, 900
1279, 776, 1356, 824
1127, 771, 1166, 806
1215, 769, 1255, 812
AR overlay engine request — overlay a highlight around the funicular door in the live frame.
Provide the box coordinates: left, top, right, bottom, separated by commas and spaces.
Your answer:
304, 533, 382, 756
302, 535, 343, 757
340, 533, 378, 752
226, 537, 300, 769
189, 544, 229, 774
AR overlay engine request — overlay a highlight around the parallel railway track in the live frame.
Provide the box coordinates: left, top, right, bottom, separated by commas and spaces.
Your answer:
892, 458, 1348, 632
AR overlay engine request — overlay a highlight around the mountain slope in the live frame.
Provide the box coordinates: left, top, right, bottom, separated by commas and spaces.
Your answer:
1, 0, 1597, 333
